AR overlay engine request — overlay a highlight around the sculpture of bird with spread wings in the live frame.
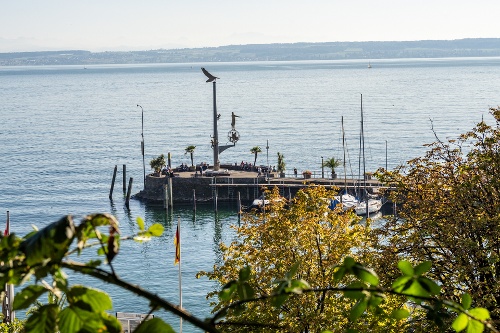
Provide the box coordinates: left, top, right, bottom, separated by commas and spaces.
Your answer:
201, 68, 219, 82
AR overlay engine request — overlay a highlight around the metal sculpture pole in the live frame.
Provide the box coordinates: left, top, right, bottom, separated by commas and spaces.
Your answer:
212, 82, 220, 170
137, 104, 146, 188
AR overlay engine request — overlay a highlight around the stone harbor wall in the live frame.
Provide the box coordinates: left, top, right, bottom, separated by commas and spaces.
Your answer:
134, 174, 264, 204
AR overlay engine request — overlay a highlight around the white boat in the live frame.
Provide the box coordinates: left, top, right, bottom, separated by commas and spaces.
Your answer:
355, 198, 382, 215
331, 193, 359, 210
368, 62, 372, 68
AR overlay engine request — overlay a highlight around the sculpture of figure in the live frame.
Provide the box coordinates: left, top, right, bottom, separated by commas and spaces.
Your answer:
231, 112, 240, 129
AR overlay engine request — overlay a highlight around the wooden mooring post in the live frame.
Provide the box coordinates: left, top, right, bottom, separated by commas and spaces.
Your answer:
125, 177, 133, 209
122, 164, 126, 193
109, 165, 117, 200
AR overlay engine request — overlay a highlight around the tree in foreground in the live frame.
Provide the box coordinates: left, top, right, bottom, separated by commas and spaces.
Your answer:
376, 107, 500, 328
199, 186, 408, 332
0, 191, 496, 332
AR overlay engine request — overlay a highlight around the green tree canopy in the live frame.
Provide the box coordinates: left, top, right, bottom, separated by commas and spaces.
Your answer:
376, 107, 500, 325
199, 186, 407, 332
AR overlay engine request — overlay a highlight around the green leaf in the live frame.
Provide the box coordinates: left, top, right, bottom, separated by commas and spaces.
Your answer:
286, 261, 301, 279
392, 275, 412, 292
100, 313, 122, 333
219, 281, 237, 301
469, 308, 490, 321
352, 264, 379, 286
349, 299, 368, 322
334, 266, 346, 282
20, 216, 76, 267
398, 260, 414, 276
25, 304, 58, 333
404, 280, 431, 299
136, 217, 145, 231
391, 308, 410, 320
452, 313, 468, 332
285, 279, 310, 294
58, 306, 98, 333
238, 266, 252, 282
147, 223, 164, 237
417, 277, 441, 295
344, 282, 366, 300
414, 261, 432, 275
343, 256, 356, 269
466, 317, 485, 333
13, 285, 47, 310
462, 293, 472, 310
271, 293, 289, 308
237, 283, 255, 300
134, 318, 175, 333
68, 285, 112, 312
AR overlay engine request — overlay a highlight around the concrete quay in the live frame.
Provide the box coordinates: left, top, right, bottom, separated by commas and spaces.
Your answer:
134, 167, 383, 206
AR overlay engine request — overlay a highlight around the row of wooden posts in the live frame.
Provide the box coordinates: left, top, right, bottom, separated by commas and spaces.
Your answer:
108, 164, 242, 215
109, 165, 133, 209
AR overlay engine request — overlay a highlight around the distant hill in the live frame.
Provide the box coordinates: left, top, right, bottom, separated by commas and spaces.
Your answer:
1, 38, 500, 66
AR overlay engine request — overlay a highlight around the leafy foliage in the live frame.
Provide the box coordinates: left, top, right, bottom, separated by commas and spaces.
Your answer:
0, 213, 180, 333
199, 186, 408, 332
322, 157, 341, 175
149, 154, 166, 173
375, 107, 500, 326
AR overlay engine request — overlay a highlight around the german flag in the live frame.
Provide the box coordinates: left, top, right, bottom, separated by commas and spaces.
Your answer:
174, 222, 180, 265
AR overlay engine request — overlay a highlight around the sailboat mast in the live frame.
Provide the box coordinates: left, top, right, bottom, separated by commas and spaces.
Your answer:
361, 94, 369, 217
342, 116, 347, 199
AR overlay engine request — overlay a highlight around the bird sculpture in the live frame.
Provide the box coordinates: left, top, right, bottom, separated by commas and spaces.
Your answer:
231, 112, 240, 129
201, 68, 219, 82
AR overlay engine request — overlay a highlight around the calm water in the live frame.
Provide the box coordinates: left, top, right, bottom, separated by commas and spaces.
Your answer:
1, 57, 500, 331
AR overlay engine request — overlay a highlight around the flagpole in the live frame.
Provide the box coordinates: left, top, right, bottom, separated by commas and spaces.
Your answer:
177, 216, 183, 333
3, 211, 14, 323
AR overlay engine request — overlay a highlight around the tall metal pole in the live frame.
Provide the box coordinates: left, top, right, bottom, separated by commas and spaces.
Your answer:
321, 156, 324, 178
137, 104, 146, 189
212, 82, 220, 170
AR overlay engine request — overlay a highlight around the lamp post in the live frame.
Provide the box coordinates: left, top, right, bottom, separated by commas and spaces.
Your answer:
137, 104, 146, 188
321, 156, 324, 178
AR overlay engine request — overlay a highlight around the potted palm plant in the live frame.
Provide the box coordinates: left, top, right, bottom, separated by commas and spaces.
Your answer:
250, 146, 262, 170
322, 157, 341, 179
149, 154, 166, 176
184, 145, 196, 171
277, 152, 286, 177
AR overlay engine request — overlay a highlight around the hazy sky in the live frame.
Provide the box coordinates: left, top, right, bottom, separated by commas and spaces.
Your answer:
2, 0, 499, 52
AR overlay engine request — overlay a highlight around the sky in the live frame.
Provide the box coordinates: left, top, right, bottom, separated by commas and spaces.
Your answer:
1, 0, 499, 53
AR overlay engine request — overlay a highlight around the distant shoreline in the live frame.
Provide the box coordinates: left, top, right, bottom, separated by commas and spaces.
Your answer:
1, 38, 500, 66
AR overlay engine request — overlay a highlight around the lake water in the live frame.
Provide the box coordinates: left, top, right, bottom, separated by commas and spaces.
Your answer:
1, 57, 500, 331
